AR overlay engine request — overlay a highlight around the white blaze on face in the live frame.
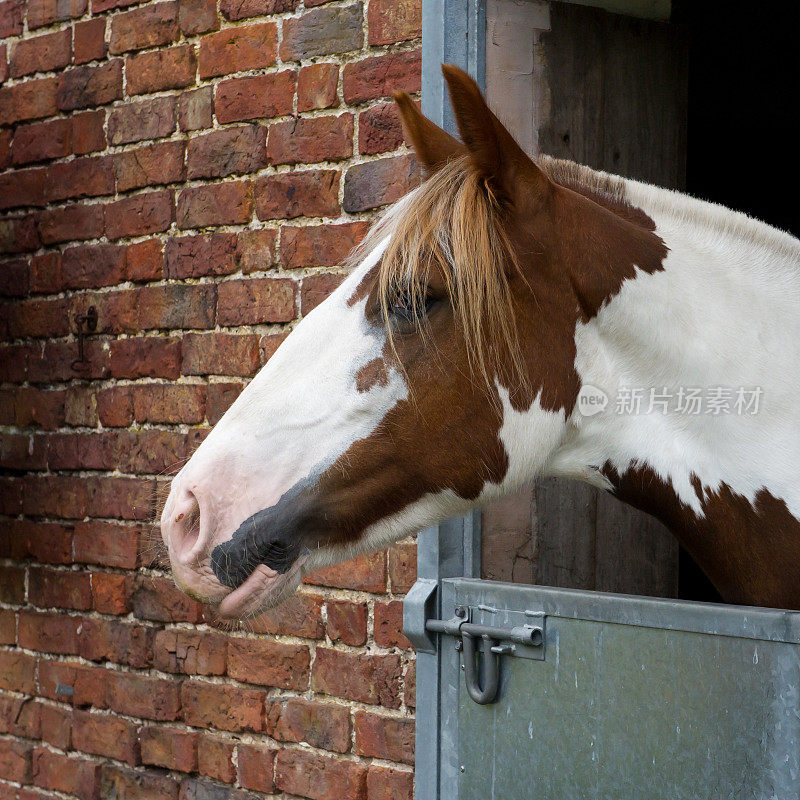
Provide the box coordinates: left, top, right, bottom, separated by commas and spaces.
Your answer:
167, 239, 408, 552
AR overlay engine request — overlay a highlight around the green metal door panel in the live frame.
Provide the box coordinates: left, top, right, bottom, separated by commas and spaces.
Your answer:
438, 579, 800, 800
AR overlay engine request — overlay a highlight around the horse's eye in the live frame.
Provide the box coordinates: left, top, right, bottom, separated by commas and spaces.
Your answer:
391, 290, 437, 324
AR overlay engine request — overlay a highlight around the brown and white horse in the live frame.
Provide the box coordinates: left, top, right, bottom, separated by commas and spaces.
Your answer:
160, 65, 800, 618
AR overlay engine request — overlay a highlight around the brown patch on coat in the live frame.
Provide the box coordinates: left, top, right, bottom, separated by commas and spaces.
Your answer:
605, 462, 800, 609
355, 357, 389, 393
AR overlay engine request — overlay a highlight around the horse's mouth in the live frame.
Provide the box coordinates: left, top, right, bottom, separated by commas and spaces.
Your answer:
215, 555, 306, 619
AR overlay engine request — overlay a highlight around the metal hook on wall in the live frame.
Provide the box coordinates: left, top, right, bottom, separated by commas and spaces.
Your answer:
71, 306, 98, 373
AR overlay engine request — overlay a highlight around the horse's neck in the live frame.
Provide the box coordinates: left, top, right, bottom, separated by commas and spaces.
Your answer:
549, 173, 800, 606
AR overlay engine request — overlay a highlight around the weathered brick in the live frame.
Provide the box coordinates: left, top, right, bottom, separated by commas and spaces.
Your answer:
106, 671, 182, 720
221, 0, 294, 18
181, 680, 264, 732
0, 566, 25, 603
57, 60, 123, 110
301, 272, 345, 314
180, 0, 218, 34
46, 155, 115, 202
61, 243, 124, 290
266, 697, 351, 753
197, 736, 235, 783
26, 252, 60, 294
105, 190, 174, 240
78, 617, 154, 667
154, 629, 227, 675
388, 540, 416, 593
255, 170, 339, 221
0, 650, 36, 693
0, 0, 23, 36
179, 86, 213, 131
73, 712, 139, 763
198, 23, 277, 78
0, 738, 32, 783
108, 96, 176, 145
312, 648, 402, 708
12, 118, 71, 164
374, 600, 412, 649
72, 109, 106, 154
236, 744, 276, 793
238, 592, 324, 639
404, 662, 415, 708
275, 749, 367, 800
354, 711, 414, 764
344, 153, 418, 212
0, 609, 14, 644
110, 1, 179, 54
0, 77, 58, 124
343, 51, 421, 104
11, 28, 71, 78
141, 727, 198, 773
114, 141, 186, 191
236, 227, 277, 272
74, 17, 107, 64
2, 519, 72, 562
32, 748, 101, 797
280, 222, 368, 269
1, 215, 40, 253
280, 3, 363, 60
27, 0, 86, 28
38, 203, 104, 244
126, 44, 197, 95
100, 764, 179, 800
298, 62, 339, 111
215, 70, 295, 123
267, 114, 353, 165
325, 599, 368, 646
93, 572, 132, 615
131, 574, 202, 622
188, 125, 266, 179
73, 520, 139, 568
217, 278, 295, 326
125, 238, 163, 282
205, 381, 243, 425
0, 128, 10, 167
109, 336, 182, 379
359, 102, 404, 155
165, 231, 238, 278
368, 0, 420, 45
138, 283, 216, 330
133, 384, 206, 424
366, 766, 413, 800
29, 566, 92, 611
18, 610, 81, 654
177, 181, 252, 228
227, 637, 310, 690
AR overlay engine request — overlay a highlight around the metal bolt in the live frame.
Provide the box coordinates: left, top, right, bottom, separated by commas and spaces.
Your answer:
460, 765, 466, 773
454, 640, 463, 652
455, 605, 466, 617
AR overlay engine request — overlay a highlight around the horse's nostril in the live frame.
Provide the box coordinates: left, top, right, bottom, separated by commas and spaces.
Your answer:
170, 489, 201, 563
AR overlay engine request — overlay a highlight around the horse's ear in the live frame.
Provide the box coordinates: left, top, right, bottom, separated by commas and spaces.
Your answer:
394, 91, 464, 176
442, 64, 546, 201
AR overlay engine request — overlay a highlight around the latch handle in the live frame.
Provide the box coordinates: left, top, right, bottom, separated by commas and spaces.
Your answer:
462, 632, 500, 704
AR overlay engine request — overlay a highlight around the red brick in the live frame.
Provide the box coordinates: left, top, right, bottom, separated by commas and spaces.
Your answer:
0, 78, 58, 125
126, 44, 197, 95
0, 167, 46, 209
92, 0, 136, 11
301, 272, 345, 314
388, 540, 416, 593
62, 243, 125, 289
275, 749, 367, 800
72, 109, 106, 154
0, 215, 40, 253
126, 238, 163, 281
182, 332, 259, 376
91, 572, 132, 614
187, 125, 266, 179
217, 277, 295, 326
6, 296, 70, 338
215, 70, 295, 123
38, 202, 104, 245
105, 190, 174, 239
359, 102, 404, 155
236, 743, 276, 793
198, 23, 277, 78
46, 155, 115, 202
268, 114, 353, 165
177, 181, 252, 228
10, 28, 71, 78
78, 617, 154, 668
110, 1, 179, 54
18, 610, 81, 654
179, 86, 213, 131
343, 51, 421, 104
57, 60, 123, 110
236, 227, 277, 272
29, 567, 92, 611
368, 0, 420, 45
100, 765, 179, 800
12, 118, 71, 164
181, 680, 264, 732
240, 592, 324, 639
255, 169, 339, 221
63, 385, 96, 426
141, 727, 198, 773
197, 736, 235, 783
404, 661, 415, 708
0, 651, 35, 693
344, 153, 418, 212
131, 574, 202, 622
74, 17, 107, 64
31, 748, 101, 797
312, 648, 402, 708
280, 221, 368, 269
221, 0, 294, 18
298, 62, 339, 111
106, 671, 182, 720
354, 711, 414, 764
108, 96, 176, 145
179, 0, 218, 33
374, 600, 412, 649
96, 385, 133, 426
0, 0, 23, 36
0, 738, 32, 783
0, 128, 10, 167
0, 566, 24, 604
0, 609, 15, 644
27, 0, 86, 28
280, 4, 363, 61
0, 694, 40, 738
165, 231, 238, 278
133, 384, 206, 424
72, 711, 139, 763
266, 697, 351, 753
1, 519, 72, 563
153, 629, 227, 676
366, 766, 413, 800
28, 253, 62, 295
135, 284, 215, 332
205, 381, 243, 425
39, 704, 72, 749
114, 141, 186, 192
227, 637, 310, 690
325, 599, 368, 646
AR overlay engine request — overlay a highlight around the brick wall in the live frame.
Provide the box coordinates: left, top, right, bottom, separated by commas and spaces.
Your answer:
0, 0, 421, 795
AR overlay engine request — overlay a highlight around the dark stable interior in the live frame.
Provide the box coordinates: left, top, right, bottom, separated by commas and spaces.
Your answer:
673, 0, 798, 601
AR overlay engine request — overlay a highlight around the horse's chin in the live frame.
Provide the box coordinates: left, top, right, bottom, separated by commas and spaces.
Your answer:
215, 556, 306, 620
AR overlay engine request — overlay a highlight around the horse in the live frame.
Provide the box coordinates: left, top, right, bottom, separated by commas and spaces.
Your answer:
160, 65, 800, 619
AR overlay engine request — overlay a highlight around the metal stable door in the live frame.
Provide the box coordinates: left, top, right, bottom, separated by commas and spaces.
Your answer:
405, 577, 800, 800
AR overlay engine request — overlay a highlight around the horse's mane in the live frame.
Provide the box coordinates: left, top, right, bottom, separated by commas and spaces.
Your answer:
352, 155, 525, 384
